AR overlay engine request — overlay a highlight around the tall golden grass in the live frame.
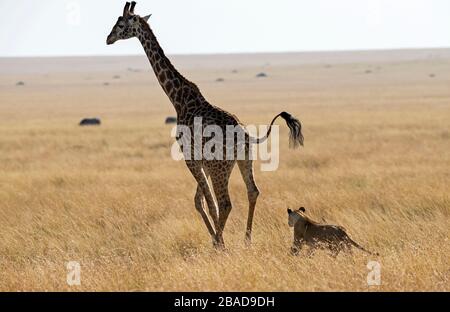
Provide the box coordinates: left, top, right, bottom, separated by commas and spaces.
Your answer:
0, 54, 449, 291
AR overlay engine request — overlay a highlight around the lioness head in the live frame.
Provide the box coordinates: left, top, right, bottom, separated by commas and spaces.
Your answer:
287, 207, 306, 227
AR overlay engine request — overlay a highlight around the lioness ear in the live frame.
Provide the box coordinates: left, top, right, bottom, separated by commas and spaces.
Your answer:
299, 207, 306, 212
287, 208, 292, 214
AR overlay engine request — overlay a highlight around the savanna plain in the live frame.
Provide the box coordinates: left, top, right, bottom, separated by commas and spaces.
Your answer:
0, 49, 449, 291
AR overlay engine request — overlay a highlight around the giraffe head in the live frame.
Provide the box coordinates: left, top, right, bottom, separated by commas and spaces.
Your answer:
106, 1, 151, 45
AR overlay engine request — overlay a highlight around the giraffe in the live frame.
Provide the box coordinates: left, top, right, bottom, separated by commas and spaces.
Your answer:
107, 2, 304, 248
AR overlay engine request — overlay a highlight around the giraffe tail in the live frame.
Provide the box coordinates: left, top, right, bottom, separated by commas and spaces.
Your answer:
253, 112, 304, 148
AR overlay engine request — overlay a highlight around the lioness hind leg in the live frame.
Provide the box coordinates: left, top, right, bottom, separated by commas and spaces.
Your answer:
335, 241, 353, 256
330, 246, 341, 258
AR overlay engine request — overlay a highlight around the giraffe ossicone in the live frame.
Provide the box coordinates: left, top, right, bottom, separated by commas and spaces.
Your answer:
107, 1, 304, 248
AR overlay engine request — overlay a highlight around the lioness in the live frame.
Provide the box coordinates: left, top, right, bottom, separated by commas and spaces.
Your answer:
287, 207, 377, 256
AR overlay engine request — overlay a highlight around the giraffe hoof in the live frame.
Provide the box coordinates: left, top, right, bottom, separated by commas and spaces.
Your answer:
245, 233, 252, 246
213, 236, 226, 250
213, 241, 226, 251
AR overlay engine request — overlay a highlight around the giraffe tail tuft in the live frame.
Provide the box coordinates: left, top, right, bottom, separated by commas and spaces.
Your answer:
280, 112, 304, 148
253, 111, 304, 147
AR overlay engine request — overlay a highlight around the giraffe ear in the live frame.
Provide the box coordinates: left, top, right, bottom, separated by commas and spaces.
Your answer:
142, 14, 152, 22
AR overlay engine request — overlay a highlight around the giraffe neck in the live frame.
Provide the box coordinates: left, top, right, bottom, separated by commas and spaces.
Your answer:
136, 19, 196, 114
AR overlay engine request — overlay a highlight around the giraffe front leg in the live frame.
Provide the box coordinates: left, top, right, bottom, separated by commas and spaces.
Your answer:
210, 163, 234, 250
215, 192, 232, 249
186, 161, 220, 247
194, 185, 216, 241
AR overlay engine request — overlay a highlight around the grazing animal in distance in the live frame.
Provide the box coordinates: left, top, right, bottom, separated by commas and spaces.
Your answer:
79, 118, 101, 126
287, 207, 378, 256
107, 2, 304, 248
165, 116, 177, 124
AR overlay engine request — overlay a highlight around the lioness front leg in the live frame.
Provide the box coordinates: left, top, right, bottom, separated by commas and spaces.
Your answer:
305, 245, 316, 258
291, 245, 301, 256
291, 239, 303, 256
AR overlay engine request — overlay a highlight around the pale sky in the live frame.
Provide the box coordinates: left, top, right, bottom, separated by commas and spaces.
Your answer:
1, 0, 449, 57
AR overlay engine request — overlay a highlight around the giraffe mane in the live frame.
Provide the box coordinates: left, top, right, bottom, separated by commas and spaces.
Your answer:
138, 18, 202, 95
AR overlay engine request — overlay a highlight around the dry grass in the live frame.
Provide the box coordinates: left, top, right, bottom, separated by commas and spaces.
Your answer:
0, 51, 449, 291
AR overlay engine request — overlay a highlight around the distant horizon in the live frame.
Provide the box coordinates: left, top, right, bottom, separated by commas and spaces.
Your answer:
2, 46, 450, 59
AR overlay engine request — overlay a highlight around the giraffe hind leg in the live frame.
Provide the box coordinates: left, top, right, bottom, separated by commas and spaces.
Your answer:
238, 159, 260, 244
